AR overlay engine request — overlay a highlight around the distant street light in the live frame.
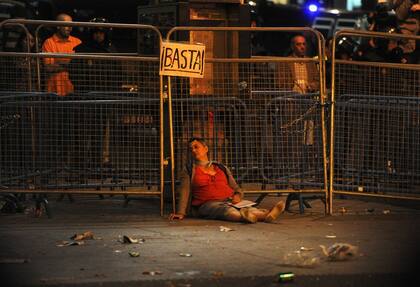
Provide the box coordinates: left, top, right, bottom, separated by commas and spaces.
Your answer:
308, 4, 319, 13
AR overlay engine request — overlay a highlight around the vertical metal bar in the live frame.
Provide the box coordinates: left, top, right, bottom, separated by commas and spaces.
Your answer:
167, 76, 176, 214
316, 32, 330, 215
329, 35, 337, 215
160, 75, 165, 217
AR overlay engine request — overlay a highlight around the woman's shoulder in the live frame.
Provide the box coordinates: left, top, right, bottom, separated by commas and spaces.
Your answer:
211, 162, 230, 174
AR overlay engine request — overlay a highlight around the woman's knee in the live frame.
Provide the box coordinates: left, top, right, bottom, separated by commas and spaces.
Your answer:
224, 208, 242, 221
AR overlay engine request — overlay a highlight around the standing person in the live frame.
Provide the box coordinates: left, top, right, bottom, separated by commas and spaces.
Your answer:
74, 17, 117, 54
41, 14, 80, 197
6, 32, 37, 92
69, 17, 120, 169
276, 34, 320, 153
395, 0, 419, 63
274, 34, 321, 206
70, 17, 120, 93
391, 0, 419, 21
286, 34, 320, 147
169, 137, 285, 223
42, 13, 81, 96
287, 34, 319, 94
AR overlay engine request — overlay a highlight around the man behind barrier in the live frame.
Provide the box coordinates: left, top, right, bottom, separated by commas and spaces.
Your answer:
69, 17, 121, 168
42, 13, 81, 96
70, 17, 120, 93
287, 34, 319, 94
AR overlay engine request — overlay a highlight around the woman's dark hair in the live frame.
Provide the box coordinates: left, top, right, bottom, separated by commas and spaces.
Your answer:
186, 137, 210, 165
188, 137, 208, 147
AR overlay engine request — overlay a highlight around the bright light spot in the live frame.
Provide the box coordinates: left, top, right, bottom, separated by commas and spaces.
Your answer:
338, 37, 347, 45
248, 1, 257, 6
329, 9, 340, 14
308, 4, 319, 13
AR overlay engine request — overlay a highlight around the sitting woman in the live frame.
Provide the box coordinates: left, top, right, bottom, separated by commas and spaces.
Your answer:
169, 137, 285, 223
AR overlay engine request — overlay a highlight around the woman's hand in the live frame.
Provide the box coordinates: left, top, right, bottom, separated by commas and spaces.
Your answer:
169, 213, 185, 220
231, 193, 242, 204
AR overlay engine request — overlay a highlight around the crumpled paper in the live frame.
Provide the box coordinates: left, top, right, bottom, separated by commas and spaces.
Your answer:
320, 243, 359, 261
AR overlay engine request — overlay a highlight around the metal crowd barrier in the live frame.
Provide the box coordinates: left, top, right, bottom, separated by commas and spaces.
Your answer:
0, 19, 166, 216
1, 95, 160, 186
261, 94, 324, 188
166, 27, 329, 214
331, 29, 420, 209
334, 95, 420, 192
11, 23, 420, 217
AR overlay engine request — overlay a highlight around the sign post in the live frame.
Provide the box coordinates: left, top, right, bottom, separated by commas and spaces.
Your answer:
160, 41, 206, 214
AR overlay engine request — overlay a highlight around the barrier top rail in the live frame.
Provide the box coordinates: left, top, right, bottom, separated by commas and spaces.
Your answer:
167, 26, 325, 48
330, 58, 420, 70
334, 28, 420, 41
0, 51, 159, 62
0, 50, 315, 64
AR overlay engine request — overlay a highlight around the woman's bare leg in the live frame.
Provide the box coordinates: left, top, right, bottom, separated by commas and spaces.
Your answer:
224, 208, 243, 222
249, 208, 269, 222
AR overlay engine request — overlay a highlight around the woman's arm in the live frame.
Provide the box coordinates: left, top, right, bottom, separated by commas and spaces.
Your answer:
223, 164, 244, 202
177, 168, 191, 215
169, 167, 191, 220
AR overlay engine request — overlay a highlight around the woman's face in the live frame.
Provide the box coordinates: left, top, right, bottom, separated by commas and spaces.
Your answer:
189, 140, 208, 161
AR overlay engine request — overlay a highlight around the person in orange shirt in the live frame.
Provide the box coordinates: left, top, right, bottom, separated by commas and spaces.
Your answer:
42, 13, 81, 96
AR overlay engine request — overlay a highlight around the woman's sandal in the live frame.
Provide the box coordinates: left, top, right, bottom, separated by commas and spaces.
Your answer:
240, 207, 257, 224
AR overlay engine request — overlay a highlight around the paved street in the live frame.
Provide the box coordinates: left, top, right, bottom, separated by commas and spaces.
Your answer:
1, 194, 419, 286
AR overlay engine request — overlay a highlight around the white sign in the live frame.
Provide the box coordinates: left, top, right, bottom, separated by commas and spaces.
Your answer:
160, 41, 205, 78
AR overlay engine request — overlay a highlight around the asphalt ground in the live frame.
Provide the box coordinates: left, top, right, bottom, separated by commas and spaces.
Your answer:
0, 194, 419, 287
